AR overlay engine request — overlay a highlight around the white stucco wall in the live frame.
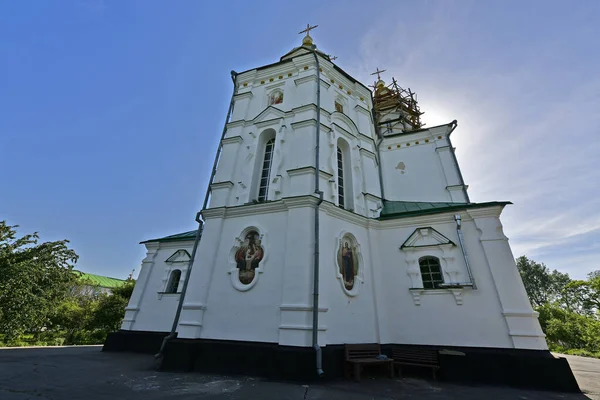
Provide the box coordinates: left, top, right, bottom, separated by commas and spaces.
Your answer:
121, 42, 545, 352
123, 200, 546, 350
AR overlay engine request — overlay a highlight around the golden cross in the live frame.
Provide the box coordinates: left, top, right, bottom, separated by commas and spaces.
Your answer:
299, 23, 318, 37
370, 67, 387, 80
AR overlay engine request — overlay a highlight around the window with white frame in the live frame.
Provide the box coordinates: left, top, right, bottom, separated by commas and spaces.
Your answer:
337, 147, 345, 208
419, 256, 444, 289
257, 138, 275, 202
166, 269, 181, 293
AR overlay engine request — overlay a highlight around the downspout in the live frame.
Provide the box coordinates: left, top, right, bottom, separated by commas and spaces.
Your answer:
446, 120, 470, 203
372, 106, 386, 202
454, 214, 477, 289
155, 70, 239, 360
311, 49, 324, 378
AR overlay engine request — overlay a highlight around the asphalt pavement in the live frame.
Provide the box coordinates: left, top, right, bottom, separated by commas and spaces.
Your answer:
0, 346, 597, 400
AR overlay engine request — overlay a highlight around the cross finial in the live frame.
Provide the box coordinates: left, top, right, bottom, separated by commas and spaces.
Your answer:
370, 67, 387, 80
327, 54, 338, 61
299, 23, 318, 37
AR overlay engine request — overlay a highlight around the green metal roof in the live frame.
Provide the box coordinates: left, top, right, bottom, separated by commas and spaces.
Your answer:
141, 230, 199, 244
379, 200, 511, 220
74, 271, 127, 289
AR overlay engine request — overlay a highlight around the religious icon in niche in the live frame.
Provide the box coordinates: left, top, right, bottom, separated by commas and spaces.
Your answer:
269, 91, 283, 105
235, 230, 264, 285
337, 236, 359, 290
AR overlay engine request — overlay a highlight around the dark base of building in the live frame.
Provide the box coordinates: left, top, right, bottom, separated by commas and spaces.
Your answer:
103, 330, 580, 393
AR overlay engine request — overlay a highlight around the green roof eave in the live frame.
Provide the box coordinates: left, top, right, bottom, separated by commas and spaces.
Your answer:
378, 200, 511, 220
73, 271, 127, 289
140, 230, 199, 244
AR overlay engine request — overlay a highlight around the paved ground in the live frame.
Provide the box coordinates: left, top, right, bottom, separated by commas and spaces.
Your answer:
0, 346, 598, 399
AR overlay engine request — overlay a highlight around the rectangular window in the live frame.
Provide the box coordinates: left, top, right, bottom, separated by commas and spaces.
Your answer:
258, 139, 275, 202
419, 257, 444, 289
337, 147, 345, 208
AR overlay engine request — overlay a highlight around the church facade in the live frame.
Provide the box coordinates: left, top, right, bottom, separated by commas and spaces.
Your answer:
105, 29, 578, 391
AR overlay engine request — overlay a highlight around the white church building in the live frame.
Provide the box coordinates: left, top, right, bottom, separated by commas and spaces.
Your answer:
104, 27, 578, 391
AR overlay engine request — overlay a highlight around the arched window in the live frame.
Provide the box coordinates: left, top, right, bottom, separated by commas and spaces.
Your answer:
336, 138, 354, 210
258, 138, 275, 202
337, 147, 345, 208
166, 269, 181, 293
419, 256, 443, 289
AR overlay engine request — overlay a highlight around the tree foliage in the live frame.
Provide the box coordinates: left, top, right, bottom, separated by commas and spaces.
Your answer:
0, 221, 134, 346
517, 256, 600, 357
0, 222, 78, 340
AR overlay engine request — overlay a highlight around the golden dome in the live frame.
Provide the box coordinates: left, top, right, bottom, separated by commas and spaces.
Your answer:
302, 34, 314, 47
376, 79, 385, 88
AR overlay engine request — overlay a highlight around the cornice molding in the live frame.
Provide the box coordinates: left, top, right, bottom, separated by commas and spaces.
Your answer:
359, 147, 377, 160
295, 75, 317, 86
286, 166, 333, 179
222, 136, 243, 145
210, 181, 234, 190
233, 91, 253, 101
290, 119, 332, 133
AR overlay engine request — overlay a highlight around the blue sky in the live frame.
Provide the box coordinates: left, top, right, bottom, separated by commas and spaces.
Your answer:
1, 1, 598, 280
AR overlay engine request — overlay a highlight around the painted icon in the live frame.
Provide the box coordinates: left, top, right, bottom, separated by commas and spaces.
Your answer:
235, 230, 264, 285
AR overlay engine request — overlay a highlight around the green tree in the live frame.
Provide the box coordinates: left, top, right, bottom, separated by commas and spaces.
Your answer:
516, 256, 571, 308
49, 280, 99, 344
91, 282, 135, 332
0, 222, 78, 341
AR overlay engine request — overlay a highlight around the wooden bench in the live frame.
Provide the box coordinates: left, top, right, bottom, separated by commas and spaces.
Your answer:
344, 344, 394, 382
392, 347, 440, 380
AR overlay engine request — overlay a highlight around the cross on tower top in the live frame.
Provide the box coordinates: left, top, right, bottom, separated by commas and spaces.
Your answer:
370, 67, 387, 80
298, 23, 318, 37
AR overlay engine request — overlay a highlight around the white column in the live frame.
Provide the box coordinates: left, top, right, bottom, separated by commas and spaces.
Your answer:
121, 243, 159, 330
176, 214, 226, 338
470, 208, 548, 350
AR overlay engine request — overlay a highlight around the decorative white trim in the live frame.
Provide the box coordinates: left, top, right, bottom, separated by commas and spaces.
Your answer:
179, 321, 203, 327
508, 331, 546, 338
279, 324, 327, 331
165, 249, 191, 264
279, 304, 328, 312
334, 231, 364, 296
182, 303, 207, 310
157, 292, 181, 300
210, 181, 234, 190
408, 288, 465, 306
294, 75, 317, 86
401, 227, 455, 249
222, 136, 243, 145
233, 91, 253, 100
503, 310, 539, 318
228, 226, 267, 291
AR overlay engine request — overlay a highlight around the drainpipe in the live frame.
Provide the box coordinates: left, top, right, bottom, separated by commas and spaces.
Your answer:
311, 49, 324, 378
454, 214, 476, 289
446, 120, 470, 203
369, 93, 386, 203
155, 70, 239, 361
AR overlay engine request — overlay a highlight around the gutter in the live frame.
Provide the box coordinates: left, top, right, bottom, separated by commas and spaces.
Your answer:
372, 106, 386, 201
311, 48, 324, 378
446, 120, 470, 203
454, 214, 477, 289
155, 70, 239, 361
